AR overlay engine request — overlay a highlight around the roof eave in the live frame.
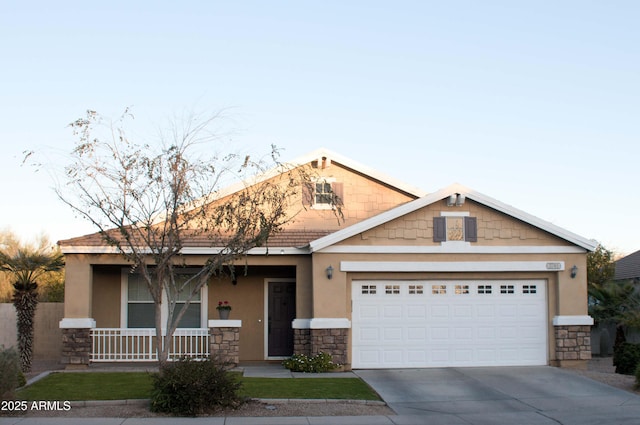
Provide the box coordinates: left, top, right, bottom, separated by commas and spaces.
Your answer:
309, 183, 598, 252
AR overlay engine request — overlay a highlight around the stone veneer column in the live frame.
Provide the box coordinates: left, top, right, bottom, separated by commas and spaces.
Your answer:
208, 320, 242, 367
292, 318, 351, 369
310, 328, 349, 365
552, 316, 593, 367
59, 318, 95, 367
293, 328, 311, 356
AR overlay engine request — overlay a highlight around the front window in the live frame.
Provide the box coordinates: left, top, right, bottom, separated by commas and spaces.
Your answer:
127, 274, 155, 328
126, 271, 203, 328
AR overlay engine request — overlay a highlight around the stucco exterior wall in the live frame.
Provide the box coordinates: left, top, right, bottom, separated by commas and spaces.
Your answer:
286, 162, 415, 230
92, 268, 121, 327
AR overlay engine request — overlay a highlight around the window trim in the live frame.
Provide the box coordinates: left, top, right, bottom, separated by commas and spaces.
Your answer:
434, 214, 477, 243
310, 177, 337, 210
120, 268, 208, 329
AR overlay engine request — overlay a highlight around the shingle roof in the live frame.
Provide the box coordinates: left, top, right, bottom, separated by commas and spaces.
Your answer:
58, 229, 333, 251
614, 249, 640, 280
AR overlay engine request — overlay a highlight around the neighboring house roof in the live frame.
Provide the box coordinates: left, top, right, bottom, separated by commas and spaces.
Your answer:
614, 249, 640, 280
309, 183, 598, 252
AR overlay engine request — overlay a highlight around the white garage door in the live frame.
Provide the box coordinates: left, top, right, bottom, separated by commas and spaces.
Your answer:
352, 280, 547, 368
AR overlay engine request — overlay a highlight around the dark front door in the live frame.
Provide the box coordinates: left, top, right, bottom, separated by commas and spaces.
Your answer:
268, 281, 296, 357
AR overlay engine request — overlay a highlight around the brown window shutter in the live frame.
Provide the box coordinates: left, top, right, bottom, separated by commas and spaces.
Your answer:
464, 216, 477, 242
331, 182, 344, 206
433, 217, 446, 242
302, 182, 313, 207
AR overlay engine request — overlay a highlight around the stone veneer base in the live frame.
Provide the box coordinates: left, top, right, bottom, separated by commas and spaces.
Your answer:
209, 326, 241, 367
61, 328, 92, 365
554, 325, 591, 363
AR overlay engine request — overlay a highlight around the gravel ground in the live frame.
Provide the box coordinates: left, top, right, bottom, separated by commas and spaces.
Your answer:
6, 357, 638, 418
563, 356, 639, 394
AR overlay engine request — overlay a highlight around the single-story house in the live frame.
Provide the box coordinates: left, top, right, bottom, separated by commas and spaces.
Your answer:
614, 249, 640, 283
58, 148, 597, 369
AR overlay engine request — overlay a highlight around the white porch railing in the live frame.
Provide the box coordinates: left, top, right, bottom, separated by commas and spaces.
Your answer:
90, 328, 209, 362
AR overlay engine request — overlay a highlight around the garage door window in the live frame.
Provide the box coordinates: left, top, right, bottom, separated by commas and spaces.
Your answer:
500, 284, 515, 294
385, 285, 400, 294
362, 285, 377, 295
523, 284, 537, 294
478, 285, 492, 294
432, 284, 447, 295
455, 284, 470, 294
409, 285, 424, 294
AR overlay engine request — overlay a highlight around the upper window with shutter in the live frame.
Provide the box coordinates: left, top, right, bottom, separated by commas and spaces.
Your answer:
303, 178, 343, 209
433, 216, 477, 243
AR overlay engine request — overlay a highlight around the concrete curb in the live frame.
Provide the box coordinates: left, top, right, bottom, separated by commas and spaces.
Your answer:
68, 398, 386, 408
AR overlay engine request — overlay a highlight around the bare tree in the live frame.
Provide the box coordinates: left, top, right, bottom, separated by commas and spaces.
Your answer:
55, 109, 337, 368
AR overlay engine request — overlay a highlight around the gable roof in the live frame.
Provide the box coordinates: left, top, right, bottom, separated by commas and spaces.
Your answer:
291, 148, 427, 197
614, 249, 640, 280
309, 183, 598, 252
59, 148, 425, 252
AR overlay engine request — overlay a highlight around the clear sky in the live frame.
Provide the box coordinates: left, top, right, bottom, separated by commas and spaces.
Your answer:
1, 1, 638, 255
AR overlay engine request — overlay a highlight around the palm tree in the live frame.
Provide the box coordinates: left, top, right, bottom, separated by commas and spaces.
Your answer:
0, 247, 64, 372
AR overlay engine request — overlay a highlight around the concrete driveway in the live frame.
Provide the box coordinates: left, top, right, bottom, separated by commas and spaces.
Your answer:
355, 366, 640, 425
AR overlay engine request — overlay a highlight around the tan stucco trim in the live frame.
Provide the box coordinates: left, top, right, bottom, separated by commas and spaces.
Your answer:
60, 246, 310, 255
209, 320, 242, 327
59, 318, 95, 329
320, 245, 587, 254
341, 261, 566, 273
292, 318, 351, 329
553, 315, 594, 326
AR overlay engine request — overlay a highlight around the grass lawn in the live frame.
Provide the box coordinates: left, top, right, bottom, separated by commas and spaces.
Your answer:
18, 372, 380, 402
240, 377, 379, 400
18, 372, 153, 401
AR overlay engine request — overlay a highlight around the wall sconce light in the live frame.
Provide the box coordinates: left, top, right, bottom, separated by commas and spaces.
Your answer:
232, 278, 238, 286
570, 265, 578, 279
326, 265, 334, 280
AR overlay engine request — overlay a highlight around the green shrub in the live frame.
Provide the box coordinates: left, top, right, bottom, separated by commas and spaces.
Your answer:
282, 352, 338, 373
0, 346, 23, 400
150, 357, 243, 416
613, 342, 640, 375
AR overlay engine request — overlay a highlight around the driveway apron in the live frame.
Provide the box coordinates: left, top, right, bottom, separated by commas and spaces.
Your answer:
355, 366, 640, 425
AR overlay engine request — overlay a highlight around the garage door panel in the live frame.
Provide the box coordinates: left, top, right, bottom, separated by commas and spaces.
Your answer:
383, 305, 403, 319
359, 305, 379, 319
454, 305, 473, 318
407, 305, 426, 318
407, 327, 426, 342
431, 305, 450, 318
352, 280, 547, 368
383, 327, 402, 341
477, 304, 495, 318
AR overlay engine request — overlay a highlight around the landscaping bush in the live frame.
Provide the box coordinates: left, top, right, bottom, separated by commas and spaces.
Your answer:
150, 357, 243, 416
282, 352, 338, 373
0, 346, 25, 400
613, 342, 640, 375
